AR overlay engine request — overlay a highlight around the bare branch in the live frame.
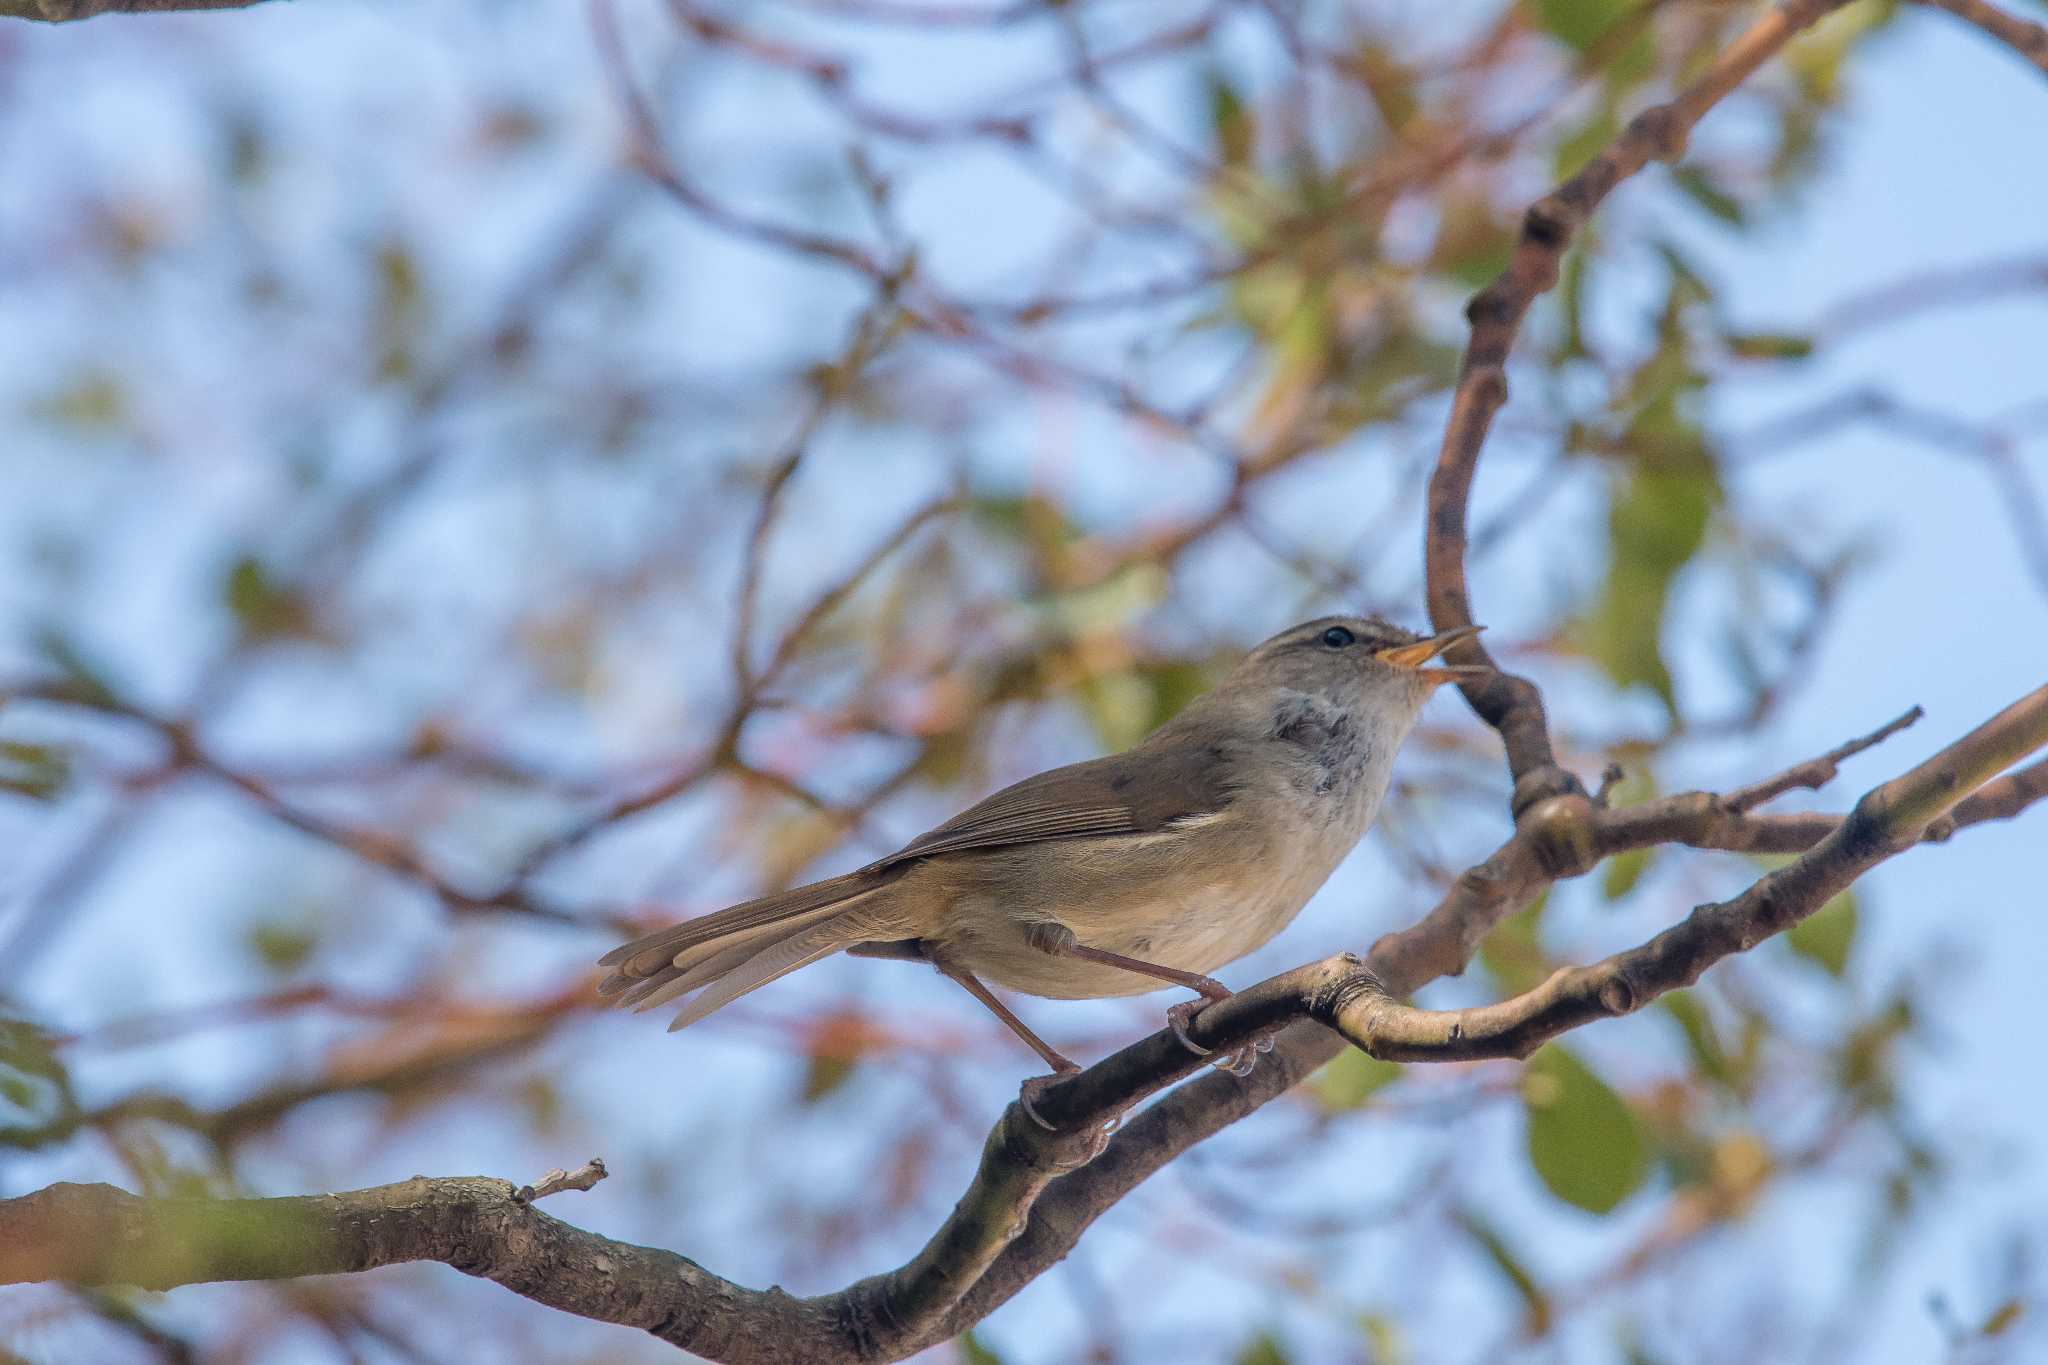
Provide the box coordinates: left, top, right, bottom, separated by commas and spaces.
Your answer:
514, 1159, 610, 1204
1724, 705, 1924, 813
14, 682, 2040, 1362
0, 0, 276, 20
1423, 0, 1853, 804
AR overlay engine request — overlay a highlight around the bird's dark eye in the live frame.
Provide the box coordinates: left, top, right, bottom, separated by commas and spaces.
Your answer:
1320, 626, 1356, 649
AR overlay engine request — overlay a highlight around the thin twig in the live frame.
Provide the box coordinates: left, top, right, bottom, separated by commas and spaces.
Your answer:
515, 1159, 610, 1205
1724, 705, 1923, 812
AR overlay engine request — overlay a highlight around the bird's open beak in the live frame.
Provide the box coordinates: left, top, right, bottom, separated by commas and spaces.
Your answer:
1375, 625, 1491, 688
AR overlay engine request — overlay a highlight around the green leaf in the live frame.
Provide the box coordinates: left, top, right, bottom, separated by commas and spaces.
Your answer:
30, 373, 128, 432
1724, 332, 1814, 361
1673, 166, 1746, 226
1233, 1332, 1290, 1365
1787, 891, 1857, 976
1523, 1044, 1649, 1214
0, 1017, 71, 1131
1576, 458, 1716, 711
1313, 1049, 1402, 1111
245, 917, 319, 974
1478, 892, 1549, 995
958, 1330, 1007, 1365
1206, 71, 1254, 168
1522, 0, 1632, 52
799, 1053, 857, 1104
1599, 847, 1653, 901
1660, 991, 1737, 1089
1553, 107, 1617, 181
224, 555, 314, 640
1453, 1207, 1551, 1335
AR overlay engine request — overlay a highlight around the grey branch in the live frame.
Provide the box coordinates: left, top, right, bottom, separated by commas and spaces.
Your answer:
1, 0, 281, 21
5, 681, 2045, 1363
515, 1158, 609, 1204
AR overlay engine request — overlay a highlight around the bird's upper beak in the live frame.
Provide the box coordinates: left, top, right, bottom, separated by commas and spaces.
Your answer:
1374, 625, 1491, 688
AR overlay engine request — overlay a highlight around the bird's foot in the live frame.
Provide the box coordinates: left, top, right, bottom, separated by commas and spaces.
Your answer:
1166, 997, 1274, 1077
1017, 1068, 1119, 1161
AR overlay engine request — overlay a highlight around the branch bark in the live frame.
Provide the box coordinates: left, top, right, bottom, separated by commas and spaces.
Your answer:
0, 0, 279, 20
9, 681, 2044, 1361
1423, 0, 1855, 809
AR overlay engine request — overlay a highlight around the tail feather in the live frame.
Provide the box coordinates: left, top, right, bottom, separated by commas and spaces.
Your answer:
599, 868, 915, 1031
598, 868, 895, 978
616, 939, 765, 1013
660, 909, 878, 1033
596, 896, 851, 999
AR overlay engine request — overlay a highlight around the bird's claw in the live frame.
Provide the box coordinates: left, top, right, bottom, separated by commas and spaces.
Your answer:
1166, 996, 1271, 1077
1017, 1071, 1119, 1161
1018, 1072, 1065, 1131
1166, 998, 1213, 1058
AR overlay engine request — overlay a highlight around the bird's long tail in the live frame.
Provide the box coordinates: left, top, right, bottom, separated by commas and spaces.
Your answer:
596, 867, 911, 1032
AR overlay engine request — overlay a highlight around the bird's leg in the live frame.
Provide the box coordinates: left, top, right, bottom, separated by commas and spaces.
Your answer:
1026, 927, 1273, 1077
928, 951, 1114, 1144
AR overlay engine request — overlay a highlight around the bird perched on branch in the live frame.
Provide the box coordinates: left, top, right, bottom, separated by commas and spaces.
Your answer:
599, 615, 1483, 1124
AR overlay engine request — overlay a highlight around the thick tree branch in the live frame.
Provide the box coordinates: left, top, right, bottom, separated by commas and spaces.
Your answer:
13, 683, 2042, 1363
0, 0, 278, 19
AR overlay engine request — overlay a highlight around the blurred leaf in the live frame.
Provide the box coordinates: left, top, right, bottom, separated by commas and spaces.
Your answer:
1313, 1049, 1401, 1111
1708, 1131, 1772, 1211
958, 1330, 1007, 1365
1523, 1044, 1649, 1214
801, 1054, 857, 1104
0, 740, 70, 802
245, 916, 319, 975
1724, 332, 1814, 361
32, 626, 120, 710
224, 555, 316, 641
1351, 43, 1418, 132
1673, 166, 1746, 226
1599, 847, 1653, 901
1358, 1313, 1404, 1364
1553, 107, 1617, 180
1576, 457, 1716, 711
29, 373, 128, 432
1786, 891, 1857, 976
1207, 70, 1254, 168
1522, 0, 1632, 52
1478, 892, 1550, 994
1233, 1332, 1290, 1365
1981, 1300, 2024, 1339
1660, 991, 1738, 1089
0, 1017, 71, 1132
1453, 1206, 1551, 1335
797, 1009, 874, 1105
1432, 191, 1514, 289
372, 239, 425, 382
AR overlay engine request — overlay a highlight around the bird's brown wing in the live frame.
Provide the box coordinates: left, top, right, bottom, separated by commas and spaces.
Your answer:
600, 741, 1236, 1004
870, 742, 1237, 868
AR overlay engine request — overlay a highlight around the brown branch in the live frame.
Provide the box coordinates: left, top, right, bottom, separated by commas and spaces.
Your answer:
515, 1159, 609, 1204
1723, 705, 1923, 812
1423, 0, 1852, 803
0, 0, 276, 19
1327, 683, 2048, 1062
1914, 0, 2048, 76
14, 682, 2042, 1361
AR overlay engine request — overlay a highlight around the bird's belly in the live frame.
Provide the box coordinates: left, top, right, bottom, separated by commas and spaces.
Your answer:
930, 818, 1354, 1000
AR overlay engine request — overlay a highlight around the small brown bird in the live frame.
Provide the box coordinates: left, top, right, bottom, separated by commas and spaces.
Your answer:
599, 616, 1481, 1118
